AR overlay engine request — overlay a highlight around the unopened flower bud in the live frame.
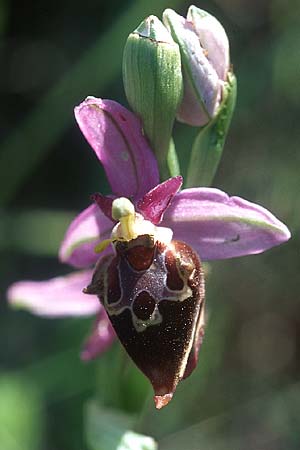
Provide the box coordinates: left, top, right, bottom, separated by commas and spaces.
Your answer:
163, 5, 230, 126
123, 15, 183, 178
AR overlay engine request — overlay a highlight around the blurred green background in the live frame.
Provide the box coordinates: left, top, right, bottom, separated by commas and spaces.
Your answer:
1, 0, 299, 449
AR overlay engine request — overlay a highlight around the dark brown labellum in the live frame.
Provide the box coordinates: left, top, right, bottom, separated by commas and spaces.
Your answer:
84, 234, 205, 409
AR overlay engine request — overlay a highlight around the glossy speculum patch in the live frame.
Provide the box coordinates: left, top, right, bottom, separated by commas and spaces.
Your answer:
85, 234, 205, 409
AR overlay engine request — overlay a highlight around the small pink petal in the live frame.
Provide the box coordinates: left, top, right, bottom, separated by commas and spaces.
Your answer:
59, 204, 113, 269
137, 176, 182, 224
7, 270, 101, 317
91, 193, 114, 222
81, 311, 116, 361
162, 188, 291, 260
74, 97, 159, 200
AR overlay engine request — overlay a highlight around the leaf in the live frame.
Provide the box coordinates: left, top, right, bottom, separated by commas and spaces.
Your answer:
85, 400, 157, 450
2, 209, 75, 256
0, 374, 44, 450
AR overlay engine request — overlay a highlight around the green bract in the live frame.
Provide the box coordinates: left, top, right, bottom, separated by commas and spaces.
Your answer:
186, 72, 237, 187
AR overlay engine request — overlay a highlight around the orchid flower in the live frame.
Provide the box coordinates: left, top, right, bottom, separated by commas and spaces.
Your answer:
8, 97, 290, 404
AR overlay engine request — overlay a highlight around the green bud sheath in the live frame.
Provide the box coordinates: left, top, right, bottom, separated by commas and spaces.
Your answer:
123, 16, 183, 179
186, 72, 237, 187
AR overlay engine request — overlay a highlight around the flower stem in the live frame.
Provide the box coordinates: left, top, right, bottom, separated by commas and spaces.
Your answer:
185, 72, 237, 187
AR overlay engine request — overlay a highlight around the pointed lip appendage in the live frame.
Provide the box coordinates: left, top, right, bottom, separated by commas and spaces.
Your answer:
154, 393, 173, 409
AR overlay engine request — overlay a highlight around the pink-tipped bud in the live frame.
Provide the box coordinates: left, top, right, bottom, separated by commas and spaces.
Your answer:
163, 6, 230, 126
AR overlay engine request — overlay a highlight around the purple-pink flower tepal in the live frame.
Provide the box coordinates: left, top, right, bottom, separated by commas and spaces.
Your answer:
8, 97, 290, 409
